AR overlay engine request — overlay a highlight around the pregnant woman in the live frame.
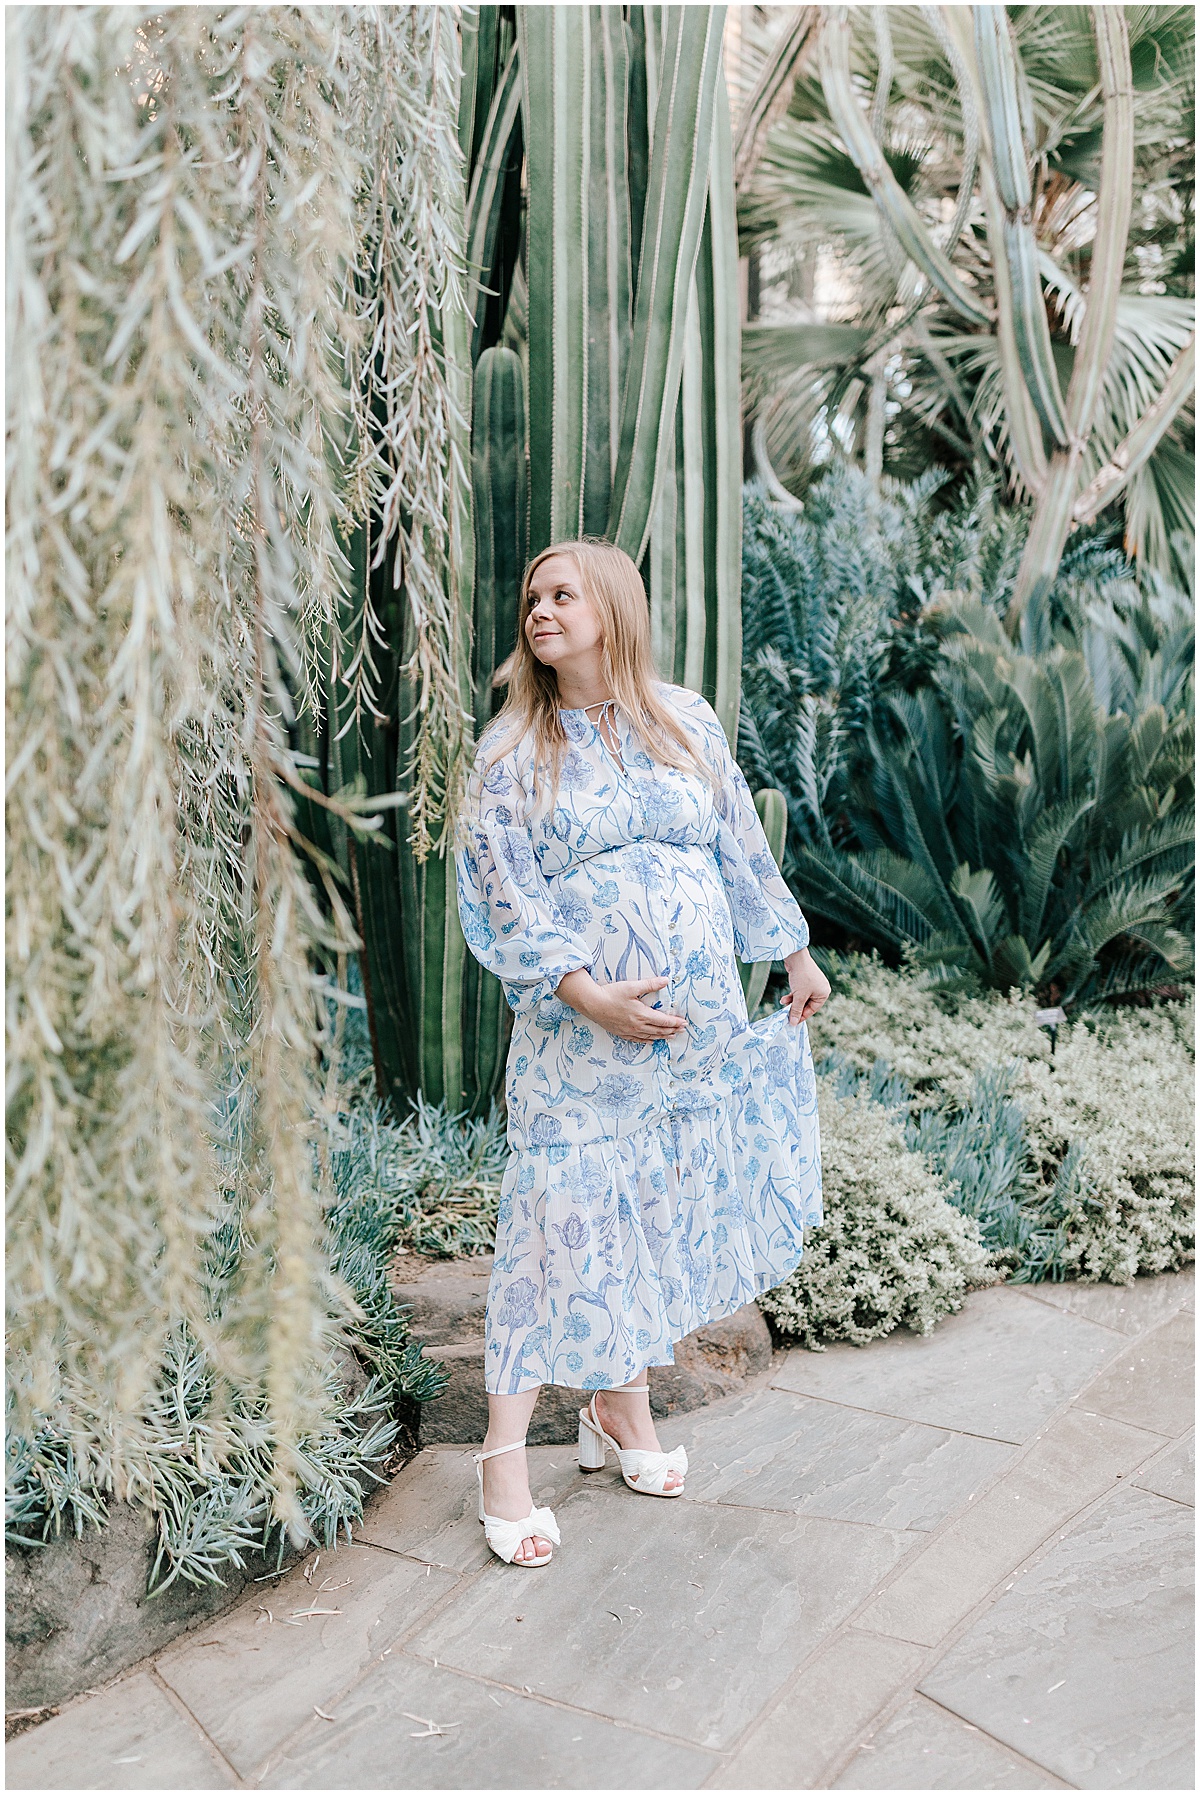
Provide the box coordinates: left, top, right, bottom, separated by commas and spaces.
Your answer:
454, 540, 828, 1567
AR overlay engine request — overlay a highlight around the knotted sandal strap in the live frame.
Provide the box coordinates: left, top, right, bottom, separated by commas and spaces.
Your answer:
480, 1504, 561, 1565
619, 1443, 689, 1494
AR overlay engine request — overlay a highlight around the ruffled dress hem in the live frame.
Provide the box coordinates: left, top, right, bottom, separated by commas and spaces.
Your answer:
483, 1006, 823, 1396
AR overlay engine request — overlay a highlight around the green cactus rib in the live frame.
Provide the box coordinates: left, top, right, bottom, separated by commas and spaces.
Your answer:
819, 8, 990, 331
647, 40, 741, 745
974, 6, 1070, 450
740, 788, 789, 1014
470, 346, 527, 730
703, 66, 743, 746
458, 7, 491, 174
520, 6, 632, 547
462, 345, 527, 1110
607, 6, 726, 564
464, 47, 523, 365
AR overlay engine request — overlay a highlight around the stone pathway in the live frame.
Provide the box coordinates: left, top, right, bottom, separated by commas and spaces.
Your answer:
8, 1271, 1194, 1791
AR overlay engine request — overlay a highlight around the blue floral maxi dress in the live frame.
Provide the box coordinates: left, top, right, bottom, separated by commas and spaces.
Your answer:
454, 681, 823, 1395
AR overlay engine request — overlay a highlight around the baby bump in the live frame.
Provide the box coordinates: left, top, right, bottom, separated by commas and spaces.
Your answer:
549, 841, 747, 1061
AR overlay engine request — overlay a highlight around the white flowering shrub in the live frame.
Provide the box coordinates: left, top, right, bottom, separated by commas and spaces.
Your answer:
1016, 1002, 1195, 1282
762, 957, 1194, 1345
759, 1083, 997, 1348
811, 954, 1055, 1097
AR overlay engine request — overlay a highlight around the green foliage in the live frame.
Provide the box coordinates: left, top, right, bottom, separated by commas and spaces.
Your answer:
6, 1332, 401, 1596
328, 1094, 507, 1263
740, 471, 1195, 1007
738, 5, 1195, 583
810, 954, 1195, 1284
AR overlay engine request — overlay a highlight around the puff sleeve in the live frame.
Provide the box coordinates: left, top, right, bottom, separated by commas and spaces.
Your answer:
685, 692, 811, 963
454, 738, 596, 1014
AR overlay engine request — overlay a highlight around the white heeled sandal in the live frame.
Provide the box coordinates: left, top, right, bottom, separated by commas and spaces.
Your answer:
577, 1386, 688, 1497
474, 1437, 561, 1567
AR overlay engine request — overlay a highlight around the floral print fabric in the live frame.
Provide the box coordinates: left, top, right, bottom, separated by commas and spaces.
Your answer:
455, 681, 823, 1393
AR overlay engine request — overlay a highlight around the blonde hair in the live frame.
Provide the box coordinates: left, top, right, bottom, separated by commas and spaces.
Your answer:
460, 539, 722, 836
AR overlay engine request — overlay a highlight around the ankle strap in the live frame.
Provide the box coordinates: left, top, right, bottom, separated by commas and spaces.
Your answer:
476, 1436, 528, 1463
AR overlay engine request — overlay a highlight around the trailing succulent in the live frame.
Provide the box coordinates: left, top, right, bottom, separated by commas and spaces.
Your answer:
739, 468, 1195, 1008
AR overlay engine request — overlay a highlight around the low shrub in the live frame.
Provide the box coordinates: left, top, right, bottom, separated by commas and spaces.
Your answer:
788, 956, 1194, 1294
330, 1093, 507, 1263
1015, 1002, 1196, 1283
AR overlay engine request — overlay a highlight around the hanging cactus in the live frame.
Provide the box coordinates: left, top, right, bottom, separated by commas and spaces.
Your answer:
331, 44, 476, 1116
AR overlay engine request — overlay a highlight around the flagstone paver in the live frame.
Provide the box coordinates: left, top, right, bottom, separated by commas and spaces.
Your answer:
707, 1628, 927, 1789
6, 1272, 1194, 1792
259, 1659, 716, 1789
853, 1405, 1167, 1647
5, 1672, 234, 1790
1019, 1264, 1194, 1336
677, 1387, 1014, 1530
1132, 1432, 1195, 1506
919, 1483, 1195, 1790
1075, 1307, 1195, 1437
155, 1545, 458, 1780
831, 1694, 1065, 1789
770, 1285, 1127, 1442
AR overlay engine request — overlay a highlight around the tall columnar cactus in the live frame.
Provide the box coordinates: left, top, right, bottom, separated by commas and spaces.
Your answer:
642, 22, 743, 738
461, 344, 528, 1106
436, 3, 746, 1114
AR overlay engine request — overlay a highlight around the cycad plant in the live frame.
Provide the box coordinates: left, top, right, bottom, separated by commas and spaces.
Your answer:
737, 5, 1195, 602
740, 469, 1194, 1007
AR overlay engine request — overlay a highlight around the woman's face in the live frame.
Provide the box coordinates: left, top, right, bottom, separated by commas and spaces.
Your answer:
524, 554, 604, 672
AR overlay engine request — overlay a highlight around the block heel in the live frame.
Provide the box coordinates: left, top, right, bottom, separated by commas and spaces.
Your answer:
577, 1412, 608, 1471
576, 1387, 687, 1496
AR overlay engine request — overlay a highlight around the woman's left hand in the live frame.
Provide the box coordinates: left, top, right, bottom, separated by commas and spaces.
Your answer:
779, 947, 831, 1026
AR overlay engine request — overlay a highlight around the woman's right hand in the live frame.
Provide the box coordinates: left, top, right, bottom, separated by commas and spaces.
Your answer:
555, 970, 687, 1042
